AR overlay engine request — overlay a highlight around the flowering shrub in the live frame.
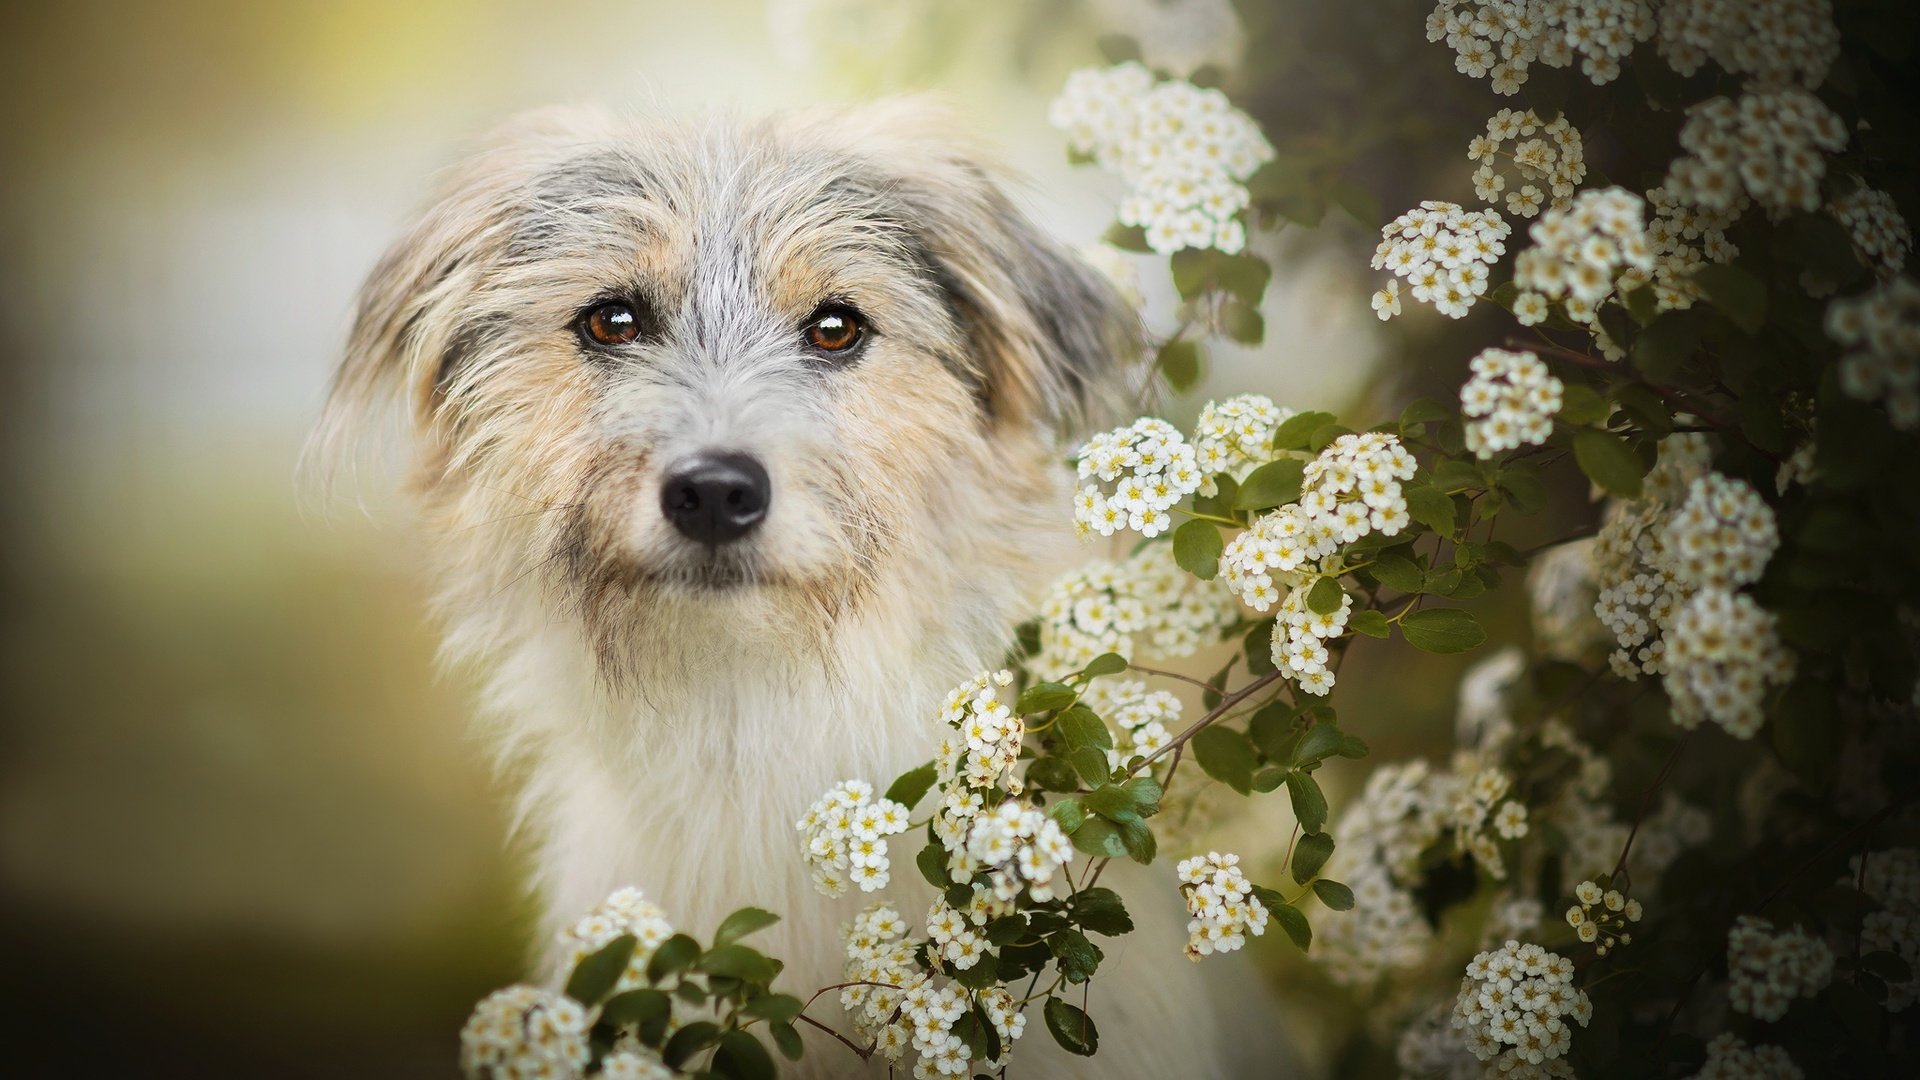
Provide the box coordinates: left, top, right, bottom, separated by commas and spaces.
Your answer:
457, 2, 1920, 1077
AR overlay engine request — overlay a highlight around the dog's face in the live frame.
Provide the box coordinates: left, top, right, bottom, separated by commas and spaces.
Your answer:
327, 103, 1135, 677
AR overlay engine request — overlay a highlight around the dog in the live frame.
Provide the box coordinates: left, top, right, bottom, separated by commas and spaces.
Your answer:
323, 100, 1255, 1077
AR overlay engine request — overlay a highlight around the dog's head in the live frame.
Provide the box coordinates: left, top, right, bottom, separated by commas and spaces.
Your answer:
324, 102, 1138, 678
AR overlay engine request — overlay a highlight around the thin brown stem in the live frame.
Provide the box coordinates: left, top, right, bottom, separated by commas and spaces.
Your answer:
796, 1014, 873, 1061
1127, 670, 1286, 776
1127, 663, 1228, 695
1610, 730, 1691, 889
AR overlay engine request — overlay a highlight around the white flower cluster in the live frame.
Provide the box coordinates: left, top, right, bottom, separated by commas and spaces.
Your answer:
936, 671, 1025, 797
1726, 915, 1835, 1021
1688, 1033, 1804, 1080
1083, 678, 1181, 766
1828, 275, 1920, 431
1664, 90, 1848, 218
838, 903, 1026, 1079
1527, 540, 1612, 662
1219, 432, 1417, 694
1468, 108, 1587, 219
1372, 201, 1511, 319
1320, 856, 1436, 987
1452, 940, 1592, 1068
1176, 851, 1270, 959
1427, 0, 1655, 93
460, 985, 592, 1080
1593, 440, 1793, 738
798, 779, 911, 896
555, 887, 678, 996
1563, 879, 1642, 956
599, 1050, 674, 1080
1512, 187, 1655, 342
1661, 473, 1780, 590
1461, 347, 1564, 459
1645, 183, 1744, 312
1030, 546, 1236, 680
1049, 62, 1274, 254
1656, 0, 1840, 89
1852, 847, 1920, 1011
1831, 186, 1913, 279
1192, 393, 1294, 495
961, 800, 1076, 903
1074, 416, 1203, 540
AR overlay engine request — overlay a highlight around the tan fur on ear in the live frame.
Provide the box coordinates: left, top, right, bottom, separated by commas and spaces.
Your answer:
807, 98, 1144, 433
314, 105, 619, 477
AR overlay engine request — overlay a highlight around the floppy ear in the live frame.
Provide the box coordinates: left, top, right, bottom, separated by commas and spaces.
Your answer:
315, 106, 614, 471
831, 100, 1144, 432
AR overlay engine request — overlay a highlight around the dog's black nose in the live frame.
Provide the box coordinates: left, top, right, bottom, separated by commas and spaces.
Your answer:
660, 452, 771, 545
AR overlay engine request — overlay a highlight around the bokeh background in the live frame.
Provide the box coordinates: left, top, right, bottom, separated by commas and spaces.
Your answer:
0, 1, 1543, 1074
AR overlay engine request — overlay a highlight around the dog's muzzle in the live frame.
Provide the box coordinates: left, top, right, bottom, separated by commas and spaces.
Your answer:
660, 451, 771, 546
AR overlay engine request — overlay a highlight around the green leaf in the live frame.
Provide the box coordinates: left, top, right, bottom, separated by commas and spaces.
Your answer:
1070, 817, 1129, 859
1081, 653, 1129, 678
1292, 831, 1335, 881
1370, 552, 1425, 594
646, 933, 700, 983
917, 842, 950, 889
1122, 775, 1164, 816
1172, 519, 1223, 580
1399, 608, 1486, 653
1330, 180, 1381, 228
1085, 783, 1141, 823
1286, 771, 1328, 832
1028, 755, 1081, 792
1292, 722, 1344, 764
1048, 928, 1105, 983
1572, 430, 1647, 497
1057, 705, 1113, 752
1170, 249, 1212, 299
1069, 746, 1111, 787
1244, 618, 1277, 675
1192, 726, 1259, 794
1403, 484, 1456, 534
1399, 397, 1451, 428
1102, 222, 1150, 253
1222, 299, 1265, 344
1558, 383, 1608, 425
1068, 887, 1135, 936
1118, 816, 1158, 864
771, 1022, 803, 1061
882, 762, 938, 811
1312, 879, 1356, 911
566, 934, 636, 1005
1632, 308, 1707, 381
713, 1030, 776, 1080
1217, 252, 1273, 306
1691, 263, 1767, 334
1095, 32, 1141, 63
1271, 902, 1312, 951
1349, 608, 1390, 638
739, 993, 803, 1025
1048, 796, 1086, 834
1157, 339, 1201, 392
601, 988, 672, 1028
713, 907, 780, 949
663, 1021, 722, 1070
1306, 576, 1344, 615
1271, 411, 1336, 451
699, 944, 778, 984
1234, 458, 1306, 509
1018, 682, 1079, 714
1044, 997, 1099, 1056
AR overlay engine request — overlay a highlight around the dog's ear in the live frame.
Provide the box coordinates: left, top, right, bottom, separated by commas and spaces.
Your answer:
830, 100, 1143, 432
315, 105, 613, 473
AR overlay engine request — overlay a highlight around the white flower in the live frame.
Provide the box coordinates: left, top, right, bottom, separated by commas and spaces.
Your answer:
1727, 915, 1835, 1021
460, 985, 591, 1080
600, 1049, 676, 1080
1460, 347, 1563, 459
1663, 89, 1847, 221
800, 780, 912, 897
1469, 109, 1588, 217
1427, 0, 1655, 94
1373, 200, 1511, 319
1072, 417, 1205, 540
1050, 63, 1274, 254
1030, 545, 1236, 680
1827, 276, 1920, 431
1688, 1033, 1805, 1080
1451, 939, 1590, 1069
1176, 851, 1269, 959
1657, 0, 1840, 90
1512, 187, 1654, 343
1848, 847, 1920, 1011
1372, 278, 1403, 320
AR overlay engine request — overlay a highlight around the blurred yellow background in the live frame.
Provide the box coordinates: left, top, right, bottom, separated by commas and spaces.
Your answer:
0, 1, 1401, 1074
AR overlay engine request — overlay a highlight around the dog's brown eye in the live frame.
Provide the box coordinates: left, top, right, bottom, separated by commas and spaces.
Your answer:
582, 301, 642, 347
802, 306, 865, 353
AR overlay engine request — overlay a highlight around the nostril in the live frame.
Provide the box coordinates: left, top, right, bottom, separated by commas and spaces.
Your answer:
659, 451, 772, 545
